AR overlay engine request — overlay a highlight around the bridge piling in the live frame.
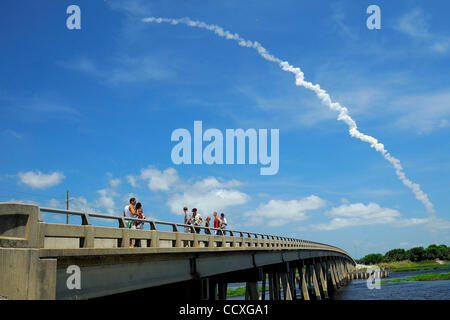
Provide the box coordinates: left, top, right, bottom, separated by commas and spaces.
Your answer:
315, 259, 329, 299
245, 281, 259, 300
298, 262, 310, 300
310, 263, 322, 300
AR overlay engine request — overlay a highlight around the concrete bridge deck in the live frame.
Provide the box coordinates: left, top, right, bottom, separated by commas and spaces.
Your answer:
0, 202, 357, 300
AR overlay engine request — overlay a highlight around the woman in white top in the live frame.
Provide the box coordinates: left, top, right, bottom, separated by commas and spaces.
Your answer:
123, 198, 138, 247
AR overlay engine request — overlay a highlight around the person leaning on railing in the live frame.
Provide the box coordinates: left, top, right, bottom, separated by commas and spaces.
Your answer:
203, 217, 211, 234
213, 211, 223, 235
192, 208, 203, 234
123, 197, 140, 248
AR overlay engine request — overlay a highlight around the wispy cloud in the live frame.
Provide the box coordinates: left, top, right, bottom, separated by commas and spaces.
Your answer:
330, 3, 358, 41
395, 8, 450, 54
0, 94, 80, 124
2, 129, 23, 139
106, 172, 121, 188
18, 170, 65, 189
60, 55, 175, 86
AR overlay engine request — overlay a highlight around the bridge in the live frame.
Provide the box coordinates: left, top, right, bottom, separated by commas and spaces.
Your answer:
0, 202, 357, 300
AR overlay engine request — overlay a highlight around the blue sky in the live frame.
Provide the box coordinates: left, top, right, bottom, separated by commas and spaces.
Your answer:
1, 0, 449, 258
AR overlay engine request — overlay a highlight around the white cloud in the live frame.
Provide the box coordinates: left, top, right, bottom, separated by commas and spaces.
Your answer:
18, 170, 65, 189
126, 175, 138, 187
167, 176, 249, 216
243, 195, 327, 227
395, 8, 450, 54
95, 189, 118, 214
310, 202, 433, 231
140, 167, 179, 191
110, 178, 121, 187
106, 173, 121, 188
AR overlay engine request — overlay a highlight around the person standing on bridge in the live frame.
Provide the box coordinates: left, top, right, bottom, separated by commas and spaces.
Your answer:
135, 202, 146, 230
192, 208, 203, 234
213, 211, 222, 235
220, 213, 228, 231
203, 217, 211, 234
183, 206, 192, 247
124, 198, 139, 247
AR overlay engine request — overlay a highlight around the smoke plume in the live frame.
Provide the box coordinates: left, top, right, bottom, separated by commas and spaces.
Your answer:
142, 17, 435, 216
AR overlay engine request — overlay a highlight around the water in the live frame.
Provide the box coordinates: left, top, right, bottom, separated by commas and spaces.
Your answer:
228, 267, 450, 300
334, 267, 450, 300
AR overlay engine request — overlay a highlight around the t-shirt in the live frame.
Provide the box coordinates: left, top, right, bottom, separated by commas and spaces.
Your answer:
221, 217, 227, 228
184, 212, 191, 224
193, 213, 203, 226
124, 204, 134, 218
214, 217, 221, 228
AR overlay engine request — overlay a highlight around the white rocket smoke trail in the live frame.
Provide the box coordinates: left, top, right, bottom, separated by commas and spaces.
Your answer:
142, 17, 435, 216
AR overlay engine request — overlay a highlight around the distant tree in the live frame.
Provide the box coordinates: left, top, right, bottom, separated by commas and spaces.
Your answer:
360, 253, 384, 265
384, 248, 406, 262
435, 244, 449, 260
406, 247, 425, 262
425, 244, 440, 260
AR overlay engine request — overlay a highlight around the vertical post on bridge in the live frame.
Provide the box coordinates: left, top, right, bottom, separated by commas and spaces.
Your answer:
268, 272, 274, 300
298, 262, 310, 300
217, 281, 227, 300
329, 259, 339, 290
310, 263, 322, 300
245, 281, 259, 300
315, 259, 329, 299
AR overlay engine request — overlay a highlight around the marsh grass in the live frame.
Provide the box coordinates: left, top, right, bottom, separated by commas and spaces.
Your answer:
380, 272, 450, 284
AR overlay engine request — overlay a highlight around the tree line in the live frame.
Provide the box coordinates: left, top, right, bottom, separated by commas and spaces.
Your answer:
356, 244, 450, 265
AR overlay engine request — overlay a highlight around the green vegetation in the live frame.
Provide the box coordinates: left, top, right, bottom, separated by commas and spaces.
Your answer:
389, 265, 450, 273
227, 285, 263, 298
378, 260, 450, 269
227, 287, 246, 298
356, 244, 450, 266
380, 272, 450, 284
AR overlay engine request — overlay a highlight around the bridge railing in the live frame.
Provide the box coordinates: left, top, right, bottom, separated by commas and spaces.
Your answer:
0, 203, 352, 259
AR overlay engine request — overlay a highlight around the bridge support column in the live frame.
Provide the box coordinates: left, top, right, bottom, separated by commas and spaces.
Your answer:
217, 281, 227, 300
315, 260, 329, 299
280, 271, 292, 300
274, 271, 281, 300
208, 278, 218, 300
261, 272, 266, 300
268, 272, 274, 300
245, 281, 259, 300
287, 262, 297, 300
297, 262, 309, 300
335, 259, 343, 286
328, 260, 338, 290
309, 263, 322, 300
340, 260, 346, 284
337, 260, 344, 285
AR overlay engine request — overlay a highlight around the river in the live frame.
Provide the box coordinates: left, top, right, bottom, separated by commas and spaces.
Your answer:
228, 267, 450, 300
